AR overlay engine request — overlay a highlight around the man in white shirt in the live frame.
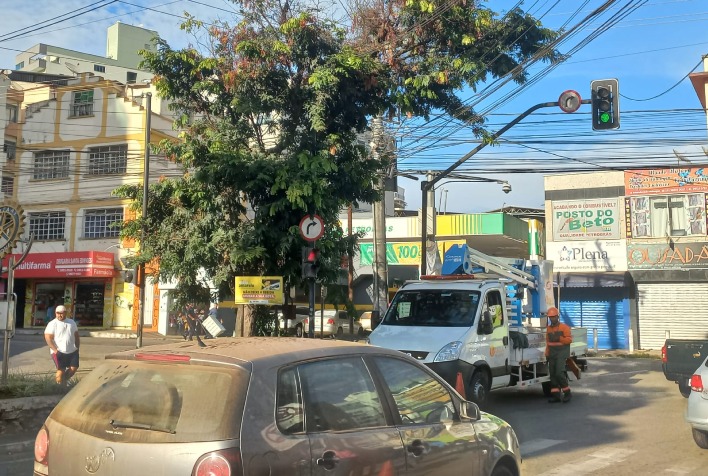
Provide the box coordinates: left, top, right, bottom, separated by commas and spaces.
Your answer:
44, 305, 80, 385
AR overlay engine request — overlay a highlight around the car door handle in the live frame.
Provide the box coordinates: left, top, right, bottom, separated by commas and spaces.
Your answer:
406, 439, 426, 457
316, 450, 340, 470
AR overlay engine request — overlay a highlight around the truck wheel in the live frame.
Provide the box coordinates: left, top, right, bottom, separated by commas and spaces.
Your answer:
679, 380, 692, 398
470, 371, 490, 406
542, 381, 553, 397
490, 464, 515, 476
336, 327, 344, 338
295, 324, 303, 338
693, 428, 708, 449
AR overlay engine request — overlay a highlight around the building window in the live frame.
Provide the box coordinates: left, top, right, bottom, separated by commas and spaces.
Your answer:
93, 64, 106, 73
631, 194, 706, 237
70, 90, 94, 117
1, 177, 13, 197
88, 144, 127, 175
3, 141, 15, 160
84, 208, 124, 238
29, 211, 66, 241
33, 150, 70, 180
15, 61, 24, 69
6, 105, 18, 123
126, 72, 137, 84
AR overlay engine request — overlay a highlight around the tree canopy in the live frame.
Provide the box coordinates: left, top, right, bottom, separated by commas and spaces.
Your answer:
116, 0, 560, 326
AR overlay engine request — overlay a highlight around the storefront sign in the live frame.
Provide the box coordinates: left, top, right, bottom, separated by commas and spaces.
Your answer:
234, 276, 284, 305
552, 199, 621, 241
547, 240, 627, 272
627, 242, 708, 269
2, 251, 115, 278
625, 167, 708, 196
359, 241, 465, 266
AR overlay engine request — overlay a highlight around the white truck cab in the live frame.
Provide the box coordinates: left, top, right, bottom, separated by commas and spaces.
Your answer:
369, 250, 588, 405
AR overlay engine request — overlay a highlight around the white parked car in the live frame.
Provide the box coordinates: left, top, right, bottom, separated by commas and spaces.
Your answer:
277, 306, 309, 337
686, 354, 708, 448
303, 310, 360, 337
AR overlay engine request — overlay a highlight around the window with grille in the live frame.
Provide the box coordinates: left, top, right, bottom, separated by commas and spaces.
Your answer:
84, 208, 123, 238
33, 150, 70, 180
71, 90, 94, 117
29, 211, 65, 241
1, 177, 13, 197
88, 145, 127, 175
3, 141, 15, 160
93, 65, 106, 73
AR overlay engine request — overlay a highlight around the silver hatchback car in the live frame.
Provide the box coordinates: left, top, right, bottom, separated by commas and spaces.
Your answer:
34, 338, 522, 476
686, 354, 708, 449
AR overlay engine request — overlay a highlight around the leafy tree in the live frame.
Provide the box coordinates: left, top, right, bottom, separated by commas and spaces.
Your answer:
116, 0, 559, 334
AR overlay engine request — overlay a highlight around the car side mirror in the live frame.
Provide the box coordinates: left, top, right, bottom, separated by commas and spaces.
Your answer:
479, 311, 493, 335
460, 401, 481, 421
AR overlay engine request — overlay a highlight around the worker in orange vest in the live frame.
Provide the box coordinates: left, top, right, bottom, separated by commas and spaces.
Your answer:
545, 306, 573, 403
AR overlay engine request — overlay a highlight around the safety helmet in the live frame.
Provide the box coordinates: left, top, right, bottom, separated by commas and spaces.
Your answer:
547, 307, 559, 317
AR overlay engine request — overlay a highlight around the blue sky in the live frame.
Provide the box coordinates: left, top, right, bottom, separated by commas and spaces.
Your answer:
2, 0, 708, 213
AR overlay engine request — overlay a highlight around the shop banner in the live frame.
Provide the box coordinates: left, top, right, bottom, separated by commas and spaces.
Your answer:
625, 167, 708, 196
552, 199, 621, 241
547, 240, 627, 272
359, 241, 465, 266
234, 276, 284, 305
2, 251, 115, 278
627, 241, 708, 270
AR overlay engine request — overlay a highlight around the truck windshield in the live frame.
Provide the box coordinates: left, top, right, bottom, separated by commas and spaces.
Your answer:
382, 289, 481, 327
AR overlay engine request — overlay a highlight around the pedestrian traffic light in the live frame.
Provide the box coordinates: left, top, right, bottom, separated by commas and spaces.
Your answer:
591, 79, 620, 130
302, 247, 320, 279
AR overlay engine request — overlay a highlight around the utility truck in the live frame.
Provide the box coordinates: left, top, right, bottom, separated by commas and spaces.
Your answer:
368, 247, 588, 406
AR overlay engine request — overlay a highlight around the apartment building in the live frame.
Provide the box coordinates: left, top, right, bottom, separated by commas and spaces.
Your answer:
1, 71, 180, 331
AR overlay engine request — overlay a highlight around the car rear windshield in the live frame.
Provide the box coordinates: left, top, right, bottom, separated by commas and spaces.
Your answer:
383, 289, 481, 327
50, 360, 249, 443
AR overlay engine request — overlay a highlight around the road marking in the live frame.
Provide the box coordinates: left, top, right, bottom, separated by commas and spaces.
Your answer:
537, 448, 635, 476
520, 438, 565, 455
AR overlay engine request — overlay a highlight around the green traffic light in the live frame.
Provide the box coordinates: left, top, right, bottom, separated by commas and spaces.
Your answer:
600, 112, 611, 123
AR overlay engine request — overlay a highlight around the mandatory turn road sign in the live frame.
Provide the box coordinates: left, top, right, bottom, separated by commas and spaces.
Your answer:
299, 215, 325, 242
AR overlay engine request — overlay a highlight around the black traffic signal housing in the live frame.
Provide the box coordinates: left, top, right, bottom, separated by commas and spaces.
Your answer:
591, 79, 620, 130
122, 268, 138, 285
301, 247, 321, 279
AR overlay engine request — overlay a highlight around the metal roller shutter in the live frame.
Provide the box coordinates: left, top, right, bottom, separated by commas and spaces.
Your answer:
560, 288, 628, 350
637, 283, 708, 350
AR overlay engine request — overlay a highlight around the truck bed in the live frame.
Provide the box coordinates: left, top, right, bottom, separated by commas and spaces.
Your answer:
508, 326, 588, 366
662, 339, 708, 397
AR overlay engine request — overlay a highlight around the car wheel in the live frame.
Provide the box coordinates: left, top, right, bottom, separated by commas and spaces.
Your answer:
470, 370, 490, 407
490, 463, 515, 476
336, 327, 344, 338
679, 380, 692, 398
295, 324, 303, 338
693, 428, 708, 449
358, 327, 366, 337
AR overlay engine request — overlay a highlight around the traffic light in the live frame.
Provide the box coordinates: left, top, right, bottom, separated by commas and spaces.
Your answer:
301, 247, 320, 279
122, 268, 138, 284
591, 79, 620, 130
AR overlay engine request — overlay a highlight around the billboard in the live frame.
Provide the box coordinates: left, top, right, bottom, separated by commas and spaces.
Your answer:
547, 240, 627, 272
234, 276, 284, 305
552, 198, 621, 241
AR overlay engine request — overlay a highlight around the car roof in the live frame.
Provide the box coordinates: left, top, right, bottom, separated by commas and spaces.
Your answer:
107, 337, 397, 368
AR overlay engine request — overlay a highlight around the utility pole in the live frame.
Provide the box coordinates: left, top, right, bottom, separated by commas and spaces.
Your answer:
137, 92, 151, 349
370, 116, 389, 321
348, 205, 355, 334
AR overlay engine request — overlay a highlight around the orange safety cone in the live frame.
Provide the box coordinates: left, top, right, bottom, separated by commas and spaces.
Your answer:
455, 371, 466, 399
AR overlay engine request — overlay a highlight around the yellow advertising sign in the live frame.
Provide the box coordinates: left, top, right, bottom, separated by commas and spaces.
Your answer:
234, 276, 284, 305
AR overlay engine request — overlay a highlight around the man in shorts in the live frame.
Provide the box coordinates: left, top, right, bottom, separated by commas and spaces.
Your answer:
44, 305, 80, 385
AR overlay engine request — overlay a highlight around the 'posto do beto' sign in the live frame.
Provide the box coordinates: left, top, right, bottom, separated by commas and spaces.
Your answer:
552, 198, 621, 241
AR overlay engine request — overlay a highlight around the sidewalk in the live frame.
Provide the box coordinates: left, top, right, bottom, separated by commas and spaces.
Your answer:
13, 327, 179, 339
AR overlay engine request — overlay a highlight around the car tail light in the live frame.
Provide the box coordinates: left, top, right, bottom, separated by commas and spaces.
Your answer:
661, 345, 667, 363
327, 318, 335, 325
34, 425, 49, 466
193, 448, 242, 476
690, 374, 704, 393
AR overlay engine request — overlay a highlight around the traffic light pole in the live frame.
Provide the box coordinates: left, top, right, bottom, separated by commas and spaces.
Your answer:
420, 98, 590, 274
308, 277, 315, 338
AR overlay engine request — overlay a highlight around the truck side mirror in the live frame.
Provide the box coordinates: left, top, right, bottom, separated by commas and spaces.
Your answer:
479, 311, 493, 335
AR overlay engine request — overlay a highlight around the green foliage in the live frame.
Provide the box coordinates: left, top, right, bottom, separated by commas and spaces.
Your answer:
0, 372, 74, 399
